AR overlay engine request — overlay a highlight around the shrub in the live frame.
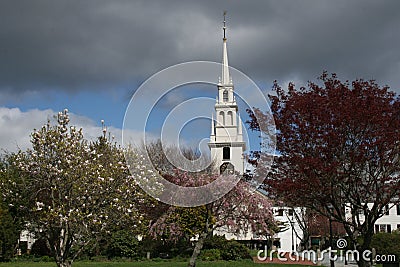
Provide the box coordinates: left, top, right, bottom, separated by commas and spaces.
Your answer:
203, 235, 251, 261
30, 238, 51, 257
139, 237, 192, 259
200, 249, 221, 261
107, 230, 139, 259
220, 240, 251, 261
39, 256, 52, 262
371, 231, 400, 263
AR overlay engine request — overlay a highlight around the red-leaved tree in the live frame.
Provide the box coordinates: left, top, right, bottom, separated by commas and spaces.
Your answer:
248, 72, 400, 267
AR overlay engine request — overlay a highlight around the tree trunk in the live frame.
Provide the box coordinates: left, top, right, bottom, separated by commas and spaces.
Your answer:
356, 243, 373, 267
188, 232, 208, 267
188, 204, 213, 267
355, 224, 374, 267
57, 261, 71, 267
357, 257, 372, 267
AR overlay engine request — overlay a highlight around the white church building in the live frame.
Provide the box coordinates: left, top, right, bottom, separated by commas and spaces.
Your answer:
208, 14, 302, 252
208, 14, 246, 176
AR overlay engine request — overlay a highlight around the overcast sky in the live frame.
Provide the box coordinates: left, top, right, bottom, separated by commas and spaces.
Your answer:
1, 0, 399, 152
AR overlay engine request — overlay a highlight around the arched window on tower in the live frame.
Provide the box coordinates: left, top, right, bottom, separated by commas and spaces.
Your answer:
219, 111, 225, 125
227, 111, 233, 126
223, 147, 230, 160
223, 90, 229, 102
220, 162, 234, 175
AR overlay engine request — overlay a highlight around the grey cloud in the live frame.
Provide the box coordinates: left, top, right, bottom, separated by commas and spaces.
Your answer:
0, 0, 399, 96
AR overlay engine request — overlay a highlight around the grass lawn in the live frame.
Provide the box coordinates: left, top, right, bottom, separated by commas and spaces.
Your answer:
0, 260, 313, 267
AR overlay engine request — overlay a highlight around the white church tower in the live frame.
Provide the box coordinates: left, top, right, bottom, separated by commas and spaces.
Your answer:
208, 13, 246, 175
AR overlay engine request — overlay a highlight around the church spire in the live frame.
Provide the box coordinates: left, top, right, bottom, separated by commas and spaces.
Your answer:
209, 13, 246, 175
221, 11, 231, 85
223, 11, 227, 39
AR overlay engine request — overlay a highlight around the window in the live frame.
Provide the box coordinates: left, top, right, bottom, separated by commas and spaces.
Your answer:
223, 90, 228, 102
376, 224, 392, 233
276, 209, 284, 216
220, 162, 234, 175
223, 147, 230, 160
397, 204, 400, 215
253, 231, 261, 239
385, 204, 390, 215
288, 209, 294, 216
227, 111, 233, 126
272, 240, 281, 248
219, 111, 225, 125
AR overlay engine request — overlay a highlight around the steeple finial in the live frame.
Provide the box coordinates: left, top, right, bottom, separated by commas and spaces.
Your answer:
221, 11, 230, 85
223, 11, 227, 40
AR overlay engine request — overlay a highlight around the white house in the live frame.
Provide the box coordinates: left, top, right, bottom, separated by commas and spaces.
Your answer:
271, 206, 303, 252
18, 229, 35, 254
213, 205, 303, 252
345, 203, 400, 233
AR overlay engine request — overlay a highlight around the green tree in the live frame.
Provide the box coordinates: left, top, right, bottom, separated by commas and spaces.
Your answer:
0, 203, 19, 260
0, 160, 23, 261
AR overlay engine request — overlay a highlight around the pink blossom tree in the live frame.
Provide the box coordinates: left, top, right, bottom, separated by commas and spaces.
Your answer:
150, 171, 275, 267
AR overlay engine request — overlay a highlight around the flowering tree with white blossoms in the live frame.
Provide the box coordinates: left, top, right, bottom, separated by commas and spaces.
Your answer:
3, 110, 157, 267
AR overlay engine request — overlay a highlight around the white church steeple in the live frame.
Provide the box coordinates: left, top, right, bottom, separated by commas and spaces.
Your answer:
218, 12, 234, 104
221, 11, 231, 86
209, 12, 246, 175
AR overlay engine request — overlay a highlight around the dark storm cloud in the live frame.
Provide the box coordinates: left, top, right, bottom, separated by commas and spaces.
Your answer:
0, 0, 399, 95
